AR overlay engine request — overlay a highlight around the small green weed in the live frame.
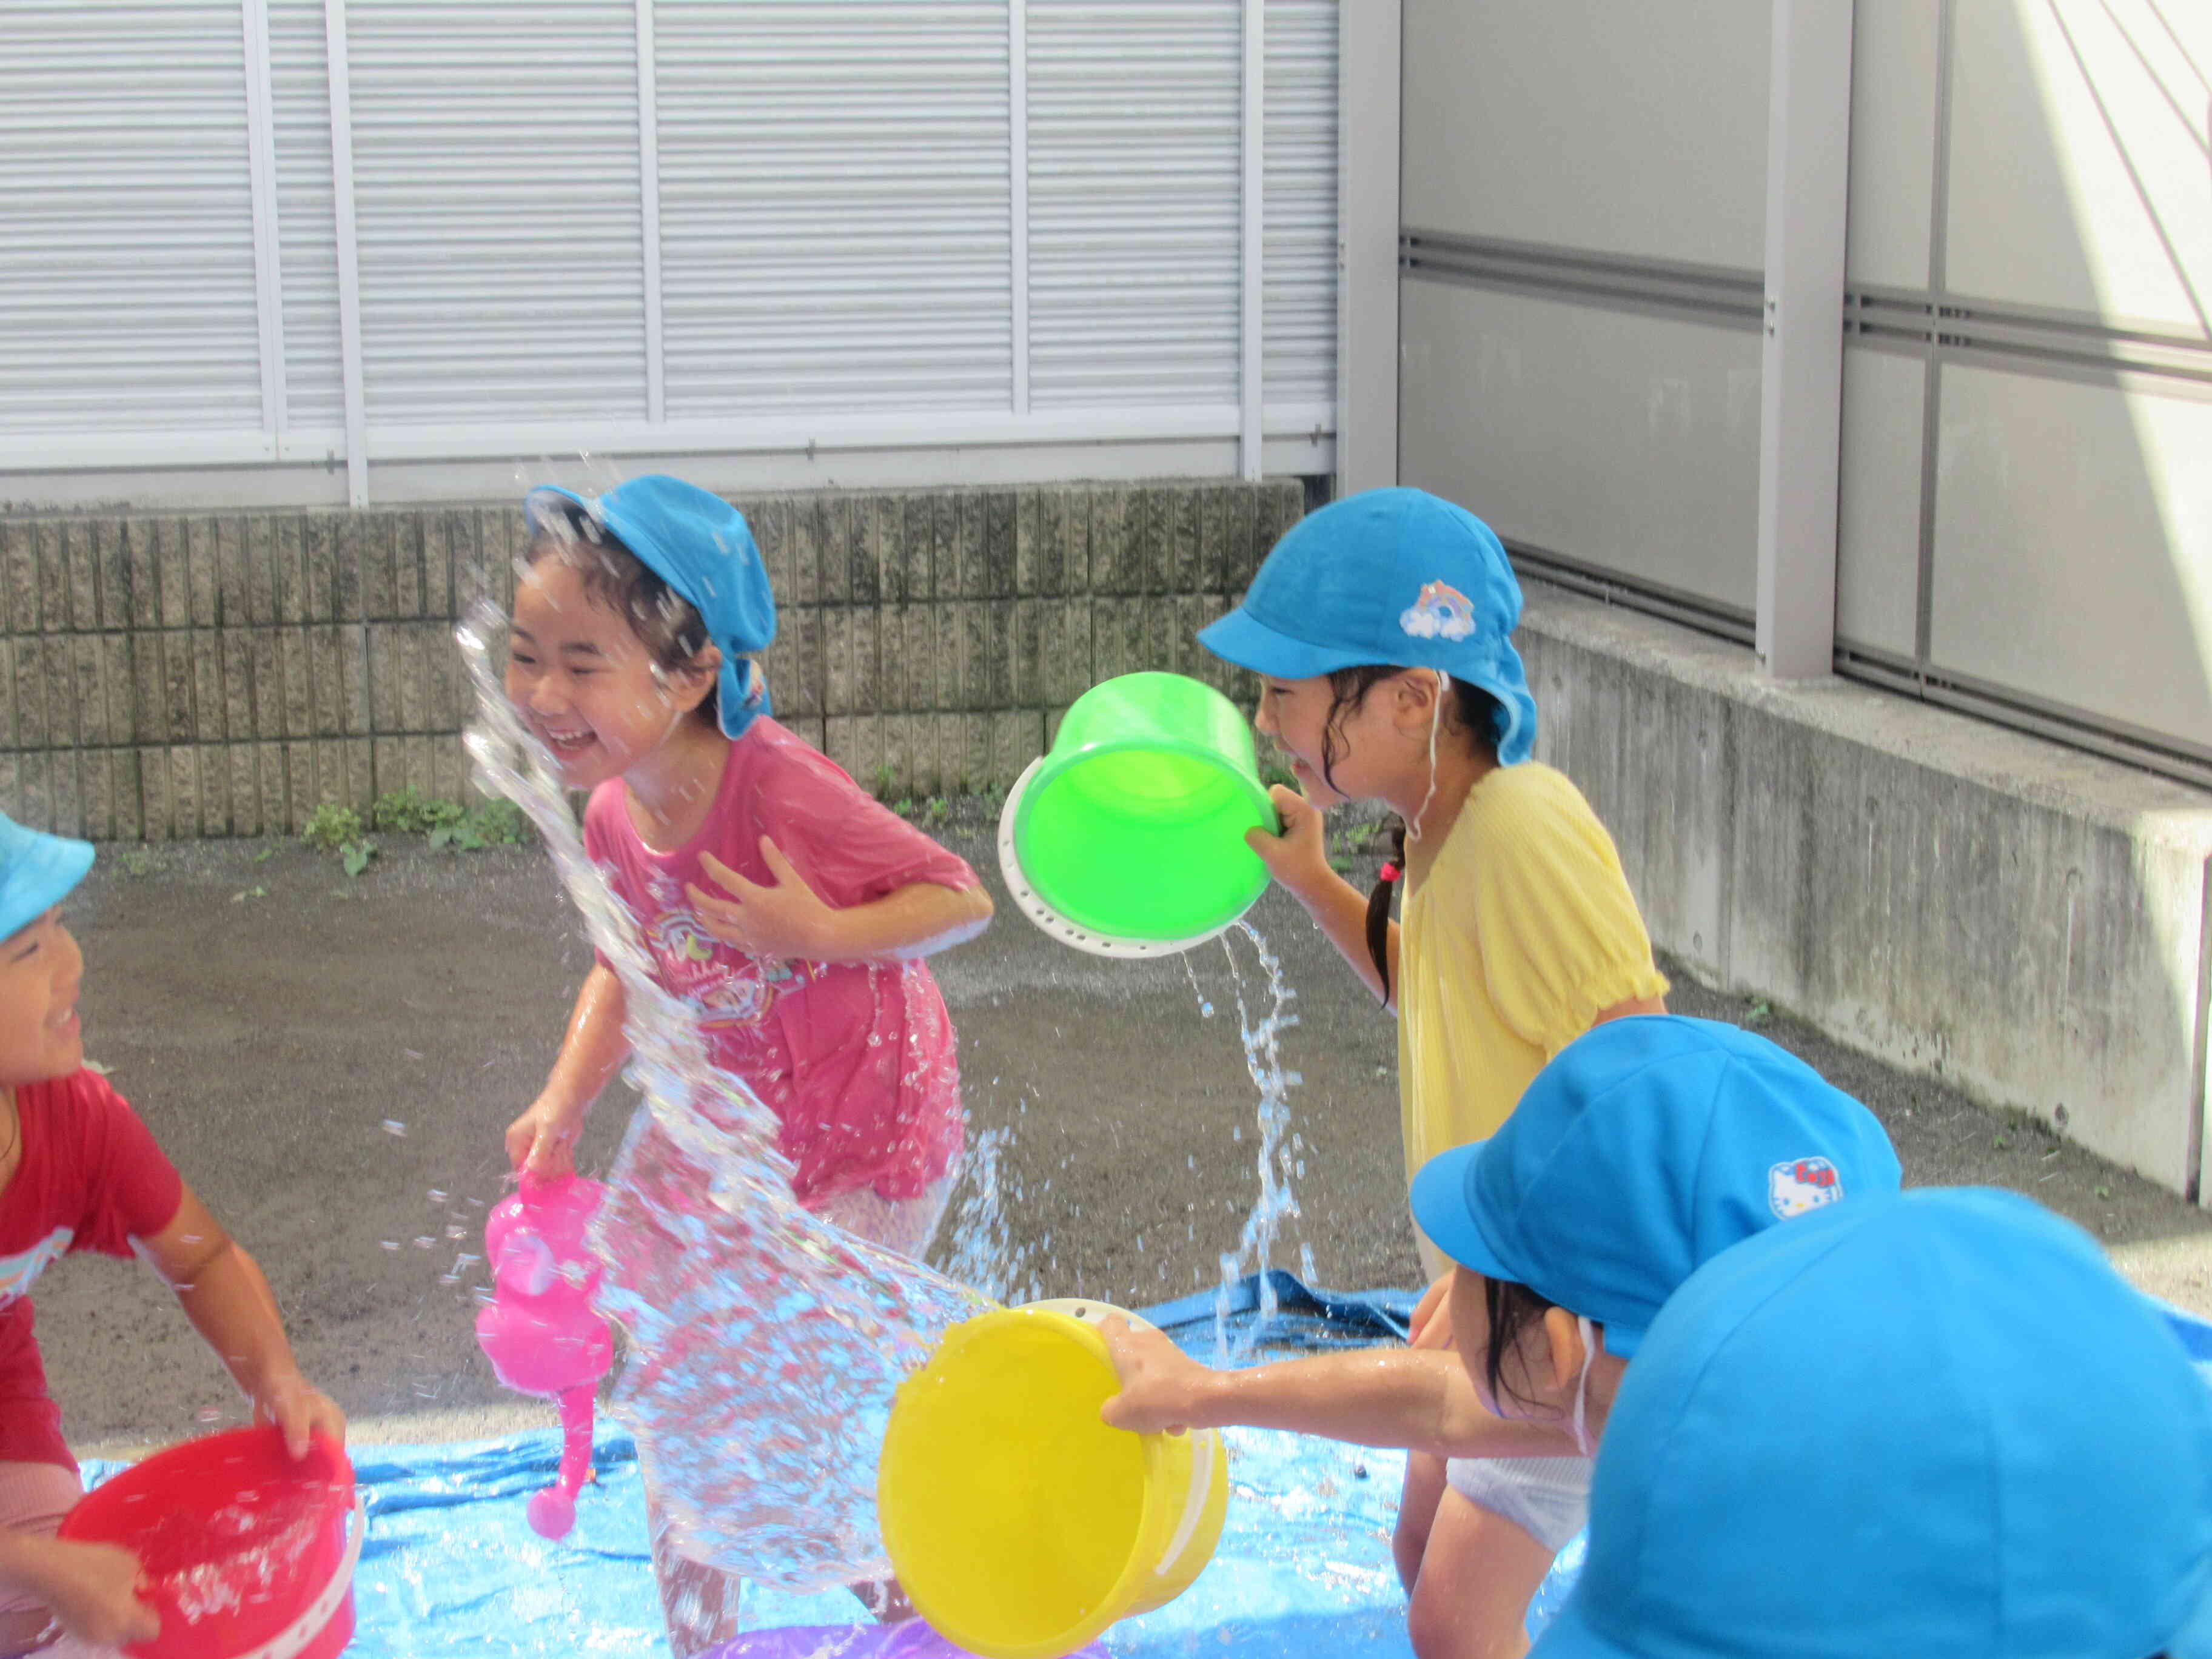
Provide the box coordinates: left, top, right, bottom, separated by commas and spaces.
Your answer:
301, 803, 364, 853
251, 846, 276, 864
372, 786, 466, 837
922, 796, 949, 828
119, 850, 153, 879
1744, 998, 1773, 1028
341, 840, 377, 877
2095, 1182, 2113, 1201
873, 762, 899, 803
230, 884, 269, 903
429, 799, 531, 852
893, 797, 914, 818
1994, 1133, 2013, 1151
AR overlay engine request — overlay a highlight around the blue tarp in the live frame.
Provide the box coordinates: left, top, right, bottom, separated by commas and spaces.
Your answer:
89, 1274, 1423, 1659
89, 1282, 2212, 1657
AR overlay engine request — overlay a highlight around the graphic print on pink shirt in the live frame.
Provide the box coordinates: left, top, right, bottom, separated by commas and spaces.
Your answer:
584, 718, 977, 1206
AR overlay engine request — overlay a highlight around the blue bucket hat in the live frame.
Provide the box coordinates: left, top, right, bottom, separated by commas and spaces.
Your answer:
525, 475, 777, 740
0, 813, 93, 942
1409, 1016, 1901, 1356
1195, 488, 1540, 765
1532, 1187, 2212, 1659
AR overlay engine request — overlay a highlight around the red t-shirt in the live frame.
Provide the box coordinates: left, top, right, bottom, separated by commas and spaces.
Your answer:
585, 718, 977, 1206
0, 1069, 184, 1470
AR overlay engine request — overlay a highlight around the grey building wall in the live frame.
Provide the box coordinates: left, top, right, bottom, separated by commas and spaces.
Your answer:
0, 481, 1304, 839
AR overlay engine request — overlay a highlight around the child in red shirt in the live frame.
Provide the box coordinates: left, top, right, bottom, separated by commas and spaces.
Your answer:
0, 815, 343, 1656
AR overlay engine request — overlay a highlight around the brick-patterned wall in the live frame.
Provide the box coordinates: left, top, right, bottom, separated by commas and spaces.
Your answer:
0, 481, 1304, 840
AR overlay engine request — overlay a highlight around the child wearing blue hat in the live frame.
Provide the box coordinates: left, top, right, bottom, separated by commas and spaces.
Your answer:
0, 814, 343, 1654
1104, 1017, 1901, 1658
1196, 486, 1669, 1637
498, 476, 993, 1650
1532, 1186, 2212, 1659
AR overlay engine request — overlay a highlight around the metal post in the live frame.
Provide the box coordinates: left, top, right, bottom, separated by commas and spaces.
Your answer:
323, 0, 369, 508
1755, 0, 1854, 679
1335, 0, 1400, 497
1240, 0, 1265, 482
636, 0, 666, 425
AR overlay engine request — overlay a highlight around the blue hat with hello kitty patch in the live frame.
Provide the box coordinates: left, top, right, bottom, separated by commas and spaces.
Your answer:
1530, 1187, 2212, 1659
1196, 487, 1539, 764
1410, 1016, 1900, 1356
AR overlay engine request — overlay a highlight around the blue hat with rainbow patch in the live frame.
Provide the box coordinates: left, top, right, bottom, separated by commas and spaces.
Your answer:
525, 475, 777, 740
1196, 488, 1539, 765
0, 813, 93, 941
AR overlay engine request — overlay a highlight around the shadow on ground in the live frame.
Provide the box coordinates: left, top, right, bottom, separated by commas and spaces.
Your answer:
35, 811, 2212, 1454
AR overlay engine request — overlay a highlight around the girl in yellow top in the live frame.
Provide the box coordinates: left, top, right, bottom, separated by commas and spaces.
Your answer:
1196, 486, 1667, 1659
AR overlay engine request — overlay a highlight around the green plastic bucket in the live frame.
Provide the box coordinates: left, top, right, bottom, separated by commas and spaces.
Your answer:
997, 673, 1277, 957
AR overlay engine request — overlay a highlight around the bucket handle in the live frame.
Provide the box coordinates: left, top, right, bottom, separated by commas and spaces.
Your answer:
1154, 1430, 1215, 1577
230, 1493, 367, 1659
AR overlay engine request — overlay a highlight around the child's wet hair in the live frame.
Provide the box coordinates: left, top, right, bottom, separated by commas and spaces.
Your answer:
525, 504, 719, 725
1481, 1275, 1562, 1414
1327, 667, 1503, 1004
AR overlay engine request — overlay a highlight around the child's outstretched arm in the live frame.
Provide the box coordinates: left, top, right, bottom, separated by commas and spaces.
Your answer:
1247, 785, 1397, 1010
0, 1529, 158, 1649
686, 838, 992, 964
1098, 1315, 1574, 1460
140, 1188, 344, 1459
508, 964, 631, 1179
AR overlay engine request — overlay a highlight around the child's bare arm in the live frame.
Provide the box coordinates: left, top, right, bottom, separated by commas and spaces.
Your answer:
0, 1530, 158, 1649
509, 964, 631, 1178
688, 840, 993, 963
139, 1188, 344, 1458
1099, 1316, 1575, 1460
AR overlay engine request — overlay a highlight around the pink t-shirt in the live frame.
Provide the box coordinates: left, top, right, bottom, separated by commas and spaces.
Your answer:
0, 1069, 185, 1470
584, 719, 977, 1207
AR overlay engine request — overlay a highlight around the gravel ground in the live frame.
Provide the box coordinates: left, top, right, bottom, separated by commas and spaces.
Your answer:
30, 809, 2211, 1456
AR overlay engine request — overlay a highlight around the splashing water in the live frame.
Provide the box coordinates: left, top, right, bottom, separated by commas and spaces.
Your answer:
1204, 920, 1305, 1362
457, 604, 991, 1591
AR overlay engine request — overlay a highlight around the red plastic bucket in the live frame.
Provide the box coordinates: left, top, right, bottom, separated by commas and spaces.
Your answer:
58, 1426, 362, 1659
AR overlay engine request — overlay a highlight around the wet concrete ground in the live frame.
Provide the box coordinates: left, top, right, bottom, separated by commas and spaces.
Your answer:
35, 811, 2212, 1456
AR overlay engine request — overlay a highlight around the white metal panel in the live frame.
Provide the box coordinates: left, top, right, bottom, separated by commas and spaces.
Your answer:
1834, 346, 1924, 656
1399, 281, 1761, 612
1845, 0, 1939, 292
267, 0, 342, 437
1931, 365, 2212, 750
1948, 0, 2211, 333
342, 1, 648, 424
1264, 0, 1336, 409
0, 1, 263, 435
1400, 0, 1771, 270
655, 2, 1011, 417
1029, 1, 1243, 408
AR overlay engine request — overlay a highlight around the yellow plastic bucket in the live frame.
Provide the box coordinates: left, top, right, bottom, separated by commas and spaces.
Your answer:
879, 1299, 1230, 1659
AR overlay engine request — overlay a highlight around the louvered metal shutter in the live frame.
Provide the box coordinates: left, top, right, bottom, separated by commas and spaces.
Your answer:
1264, 0, 1335, 411
1028, 1, 1243, 411
343, 1, 649, 426
655, 2, 1013, 418
0, 0, 264, 442
269, 0, 343, 443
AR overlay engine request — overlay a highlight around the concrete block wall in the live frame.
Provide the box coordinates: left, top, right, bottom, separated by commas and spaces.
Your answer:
1520, 584, 2212, 1202
0, 481, 1305, 839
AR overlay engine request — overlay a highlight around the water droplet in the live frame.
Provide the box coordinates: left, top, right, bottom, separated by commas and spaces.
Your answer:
381, 1119, 407, 1138
379, 1240, 400, 1252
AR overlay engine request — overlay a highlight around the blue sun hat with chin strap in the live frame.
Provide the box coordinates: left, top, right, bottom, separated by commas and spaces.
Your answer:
1530, 1187, 2212, 1659
524, 475, 777, 740
1196, 487, 1540, 764
0, 812, 93, 942
1410, 1016, 1902, 1356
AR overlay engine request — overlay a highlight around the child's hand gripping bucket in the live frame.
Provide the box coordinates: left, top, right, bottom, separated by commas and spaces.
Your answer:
997, 672, 1278, 957
878, 1299, 1230, 1659
58, 1426, 363, 1659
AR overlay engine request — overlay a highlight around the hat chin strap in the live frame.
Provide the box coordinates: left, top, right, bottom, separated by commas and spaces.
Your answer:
1567, 1315, 1599, 1456
1404, 669, 1449, 843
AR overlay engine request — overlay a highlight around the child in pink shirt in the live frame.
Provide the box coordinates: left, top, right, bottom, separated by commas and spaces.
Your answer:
500, 475, 991, 1650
